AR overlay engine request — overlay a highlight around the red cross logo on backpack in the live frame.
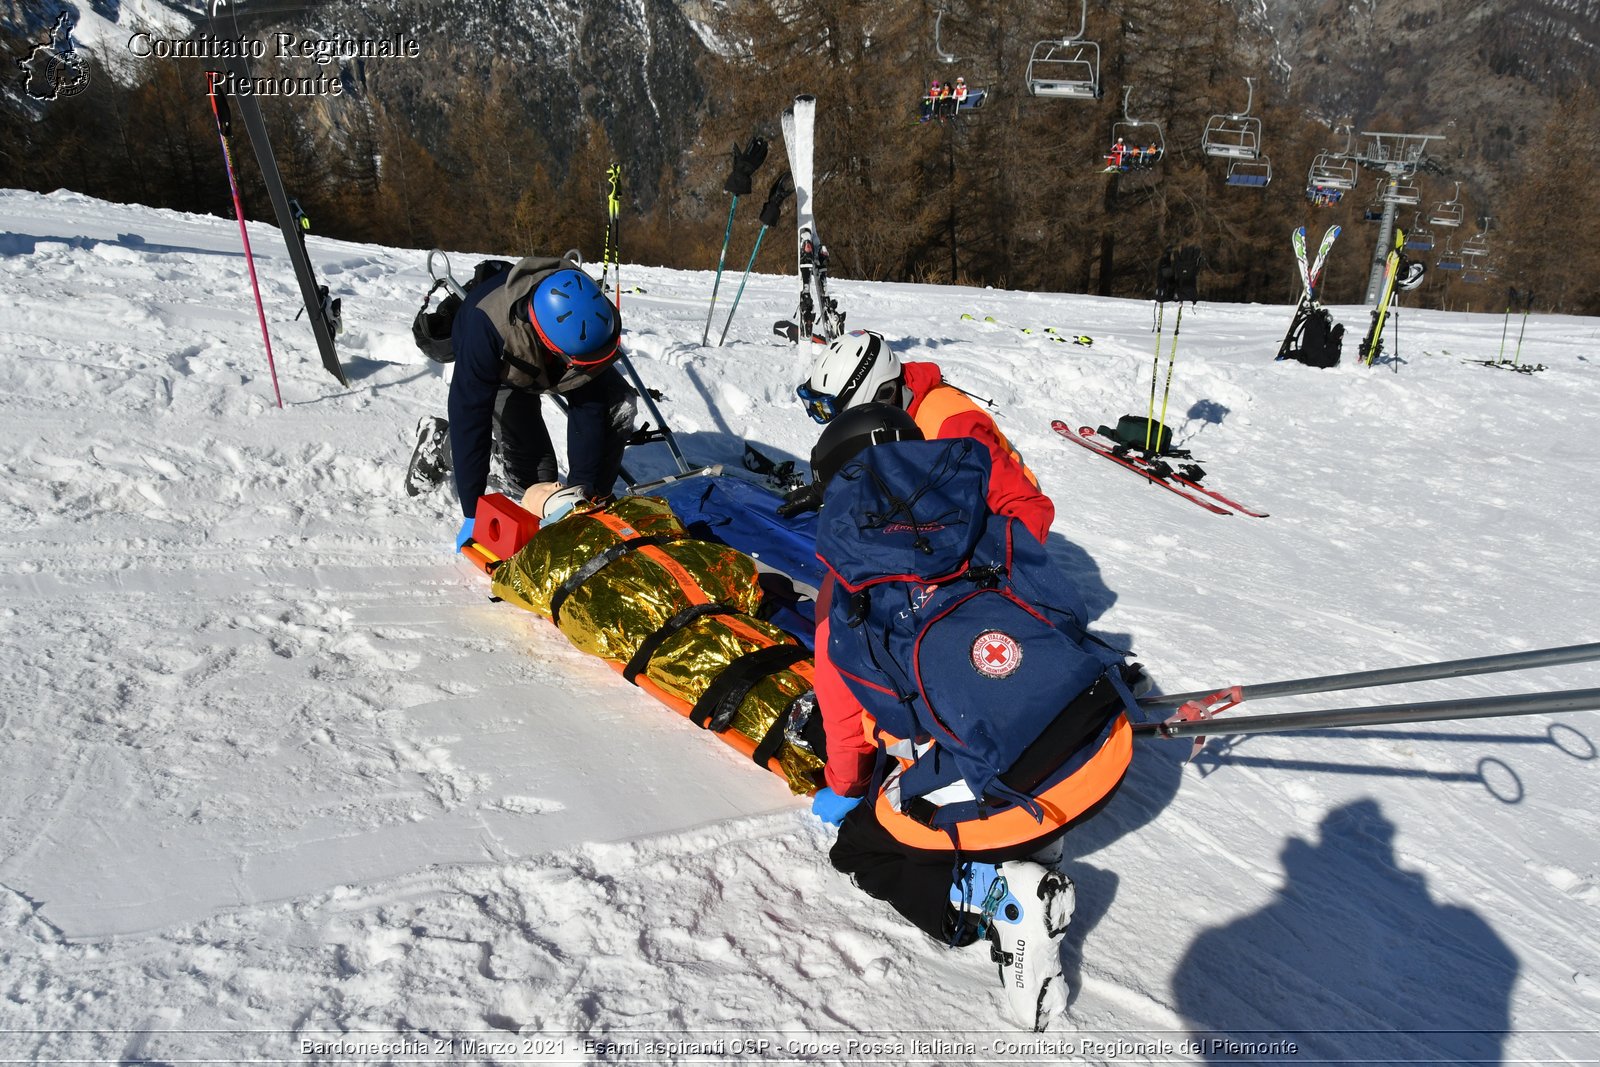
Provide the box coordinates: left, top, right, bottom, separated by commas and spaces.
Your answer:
971, 630, 1022, 679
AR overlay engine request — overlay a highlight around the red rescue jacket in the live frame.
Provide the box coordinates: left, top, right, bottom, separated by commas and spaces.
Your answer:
816, 362, 1058, 797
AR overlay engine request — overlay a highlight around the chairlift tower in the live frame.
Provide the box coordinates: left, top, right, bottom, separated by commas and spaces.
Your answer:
1354, 131, 1444, 304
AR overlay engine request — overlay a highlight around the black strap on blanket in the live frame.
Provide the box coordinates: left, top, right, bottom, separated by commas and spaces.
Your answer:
621, 602, 736, 684
751, 692, 811, 768
549, 534, 680, 624
689, 643, 811, 735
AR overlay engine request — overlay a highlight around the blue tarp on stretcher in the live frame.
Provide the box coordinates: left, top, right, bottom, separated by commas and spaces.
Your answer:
648, 471, 822, 649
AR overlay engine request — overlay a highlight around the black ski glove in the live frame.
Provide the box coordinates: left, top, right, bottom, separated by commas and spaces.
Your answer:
776, 480, 823, 518
760, 171, 794, 228
724, 136, 769, 196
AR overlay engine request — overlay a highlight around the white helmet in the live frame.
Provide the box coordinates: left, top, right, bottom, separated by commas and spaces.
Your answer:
798, 330, 902, 423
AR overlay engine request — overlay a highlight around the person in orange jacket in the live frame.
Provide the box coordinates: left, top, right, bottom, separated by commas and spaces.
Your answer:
790, 399, 1134, 1031
797, 329, 1053, 542
795, 334, 1127, 1030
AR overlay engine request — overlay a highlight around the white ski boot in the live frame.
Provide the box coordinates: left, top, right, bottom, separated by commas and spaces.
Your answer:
951, 860, 1074, 1031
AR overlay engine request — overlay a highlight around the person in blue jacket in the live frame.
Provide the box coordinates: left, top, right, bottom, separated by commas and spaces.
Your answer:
448, 256, 637, 550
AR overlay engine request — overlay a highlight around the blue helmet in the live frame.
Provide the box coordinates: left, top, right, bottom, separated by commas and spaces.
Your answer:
528, 268, 619, 368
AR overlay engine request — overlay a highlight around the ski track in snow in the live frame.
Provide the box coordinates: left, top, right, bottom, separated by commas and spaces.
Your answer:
1, 189, 1598, 1063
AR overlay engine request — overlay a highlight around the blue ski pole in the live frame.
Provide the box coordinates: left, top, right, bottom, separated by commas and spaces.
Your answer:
702, 136, 768, 346
701, 198, 738, 346
718, 171, 792, 347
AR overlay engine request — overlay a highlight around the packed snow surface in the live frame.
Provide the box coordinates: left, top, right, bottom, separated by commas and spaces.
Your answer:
1, 189, 1597, 1064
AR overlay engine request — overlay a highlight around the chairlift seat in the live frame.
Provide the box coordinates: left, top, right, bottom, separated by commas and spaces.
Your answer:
1309, 172, 1357, 191
1226, 158, 1272, 187
1404, 234, 1434, 252
1429, 205, 1464, 228
1026, 40, 1100, 100
1029, 79, 1099, 99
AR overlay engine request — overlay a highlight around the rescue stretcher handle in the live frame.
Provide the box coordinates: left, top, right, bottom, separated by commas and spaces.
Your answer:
1138, 642, 1600, 711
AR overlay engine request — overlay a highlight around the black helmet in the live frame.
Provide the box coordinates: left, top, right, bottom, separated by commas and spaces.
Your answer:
412, 288, 461, 364
810, 402, 923, 486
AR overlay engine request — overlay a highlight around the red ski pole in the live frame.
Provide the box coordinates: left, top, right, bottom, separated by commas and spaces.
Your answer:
207, 72, 283, 408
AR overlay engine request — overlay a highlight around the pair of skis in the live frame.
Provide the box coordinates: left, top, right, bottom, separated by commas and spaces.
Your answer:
774, 95, 844, 345
1359, 228, 1407, 366
1275, 225, 1340, 360
1051, 423, 1267, 518
960, 314, 1092, 346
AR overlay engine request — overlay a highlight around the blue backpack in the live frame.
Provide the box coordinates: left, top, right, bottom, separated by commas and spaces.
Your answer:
816, 437, 1131, 832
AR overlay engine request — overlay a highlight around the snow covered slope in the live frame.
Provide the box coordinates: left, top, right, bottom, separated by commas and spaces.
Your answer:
1, 188, 1597, 1063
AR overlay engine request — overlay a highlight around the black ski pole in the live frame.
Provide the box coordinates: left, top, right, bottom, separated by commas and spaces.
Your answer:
718, 170, 792, 346
1134, 687, 1600, 742
1140, 641, 1600, 711
616, 353, 691, 475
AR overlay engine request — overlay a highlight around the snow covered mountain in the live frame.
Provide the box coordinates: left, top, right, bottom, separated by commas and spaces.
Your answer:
2, 188, 1598, 1062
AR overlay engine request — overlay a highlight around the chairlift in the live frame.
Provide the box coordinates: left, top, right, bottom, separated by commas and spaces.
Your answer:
1436, 237, 1465, 271
1404, 213, 1434, 252
1202, 77, 1264, 159
1430, 181, 1465, 228
1106, 86, 1164, 172
1381, 178, 1421, 206
1307, 125, 1357, 191
1025, 1, 1100, 100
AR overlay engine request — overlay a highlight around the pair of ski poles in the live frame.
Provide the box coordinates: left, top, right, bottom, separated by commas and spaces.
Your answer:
1497, 289, 1532, 368
602, 163, 622, 310
701, 138, 796, 347
1144, 303, 1185, 453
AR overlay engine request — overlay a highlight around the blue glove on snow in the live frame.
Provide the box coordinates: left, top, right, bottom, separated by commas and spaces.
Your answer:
454, 516, 475, 551
811, 787, 863, 827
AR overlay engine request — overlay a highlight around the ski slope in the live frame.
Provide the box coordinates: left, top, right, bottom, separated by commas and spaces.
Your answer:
1, 188, 1598, 1064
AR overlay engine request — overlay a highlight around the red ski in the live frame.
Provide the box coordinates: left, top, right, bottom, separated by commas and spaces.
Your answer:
1051, 422, 1270, 518
1051, 421, 1229, 515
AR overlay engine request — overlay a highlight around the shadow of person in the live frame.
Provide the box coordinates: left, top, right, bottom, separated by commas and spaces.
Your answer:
1171, 799, 1517, 1063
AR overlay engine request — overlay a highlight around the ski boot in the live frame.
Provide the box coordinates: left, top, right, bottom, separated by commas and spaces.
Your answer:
405, 416, 450, 497
949, 861, 1074, 1031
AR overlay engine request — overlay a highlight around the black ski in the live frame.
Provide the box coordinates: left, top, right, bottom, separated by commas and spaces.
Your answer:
207, 4, 348, 388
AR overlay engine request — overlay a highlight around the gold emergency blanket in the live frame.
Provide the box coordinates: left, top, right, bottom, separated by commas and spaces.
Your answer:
491, 495, 825, 793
